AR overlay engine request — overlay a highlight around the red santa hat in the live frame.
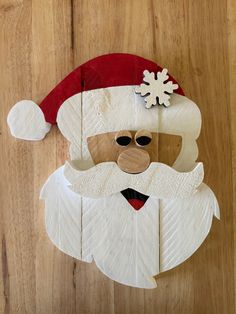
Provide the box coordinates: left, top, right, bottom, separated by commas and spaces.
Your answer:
7, 53, 188, 141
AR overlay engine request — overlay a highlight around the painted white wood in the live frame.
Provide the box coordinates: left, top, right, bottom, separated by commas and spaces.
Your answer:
82, 194, 160, 288
40, 165, 160, 288
64, 161, 204, 199
57, 94, 82, 160
58, 86, 201, 171
40, 165, 219, 288
39, 166, 99, 264
40, 166, 82, 260
160, 183, 220, 272
7, 100, 51, 140
135, 69, 178, 108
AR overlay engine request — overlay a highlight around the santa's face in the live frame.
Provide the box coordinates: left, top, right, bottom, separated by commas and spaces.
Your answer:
40, 99, 219, 289
41, 128, 217, 288
52, 87, 215, 288
7, 53, 220, 289
87, 129, 182, 210
87, 130, 182, 170
64, 129, 204, 210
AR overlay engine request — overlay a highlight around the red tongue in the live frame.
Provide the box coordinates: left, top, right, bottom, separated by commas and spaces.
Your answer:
128, 198, 145, 211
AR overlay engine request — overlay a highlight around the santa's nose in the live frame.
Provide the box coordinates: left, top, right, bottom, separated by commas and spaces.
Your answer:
117, 148, 150, 174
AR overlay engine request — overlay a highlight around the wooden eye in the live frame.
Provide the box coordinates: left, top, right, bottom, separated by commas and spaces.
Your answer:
135, 130, 152, 146
115, 130, 132, 146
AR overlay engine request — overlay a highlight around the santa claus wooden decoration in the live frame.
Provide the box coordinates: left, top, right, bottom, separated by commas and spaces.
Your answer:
7, 53, 220, 289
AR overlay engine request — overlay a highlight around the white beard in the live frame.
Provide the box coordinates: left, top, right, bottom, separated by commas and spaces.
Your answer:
40, 166, 219, 289
64, 161, 204, 199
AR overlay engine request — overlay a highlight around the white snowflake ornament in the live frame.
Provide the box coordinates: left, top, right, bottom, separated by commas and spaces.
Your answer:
135, 69, 179, 108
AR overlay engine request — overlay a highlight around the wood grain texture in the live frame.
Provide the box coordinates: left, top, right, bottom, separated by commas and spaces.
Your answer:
117, 147, 150, 173
0, 0, 235, 313
87, 131, 182, 167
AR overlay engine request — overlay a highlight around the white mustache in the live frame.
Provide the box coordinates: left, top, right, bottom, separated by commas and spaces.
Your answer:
64, 161, 204, 199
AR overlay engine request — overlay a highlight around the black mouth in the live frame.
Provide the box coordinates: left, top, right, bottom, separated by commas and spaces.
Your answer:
121, 188, 149, 210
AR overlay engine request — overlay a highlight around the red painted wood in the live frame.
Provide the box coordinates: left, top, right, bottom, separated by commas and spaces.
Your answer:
128, 198, 146, 211
39, 53, 184, 124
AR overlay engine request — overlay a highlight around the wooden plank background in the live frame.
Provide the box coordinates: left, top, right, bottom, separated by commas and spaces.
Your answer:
0, 0, 235, 313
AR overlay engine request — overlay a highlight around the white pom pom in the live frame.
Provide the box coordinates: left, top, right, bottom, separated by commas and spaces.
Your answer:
7, 100, 51, 140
